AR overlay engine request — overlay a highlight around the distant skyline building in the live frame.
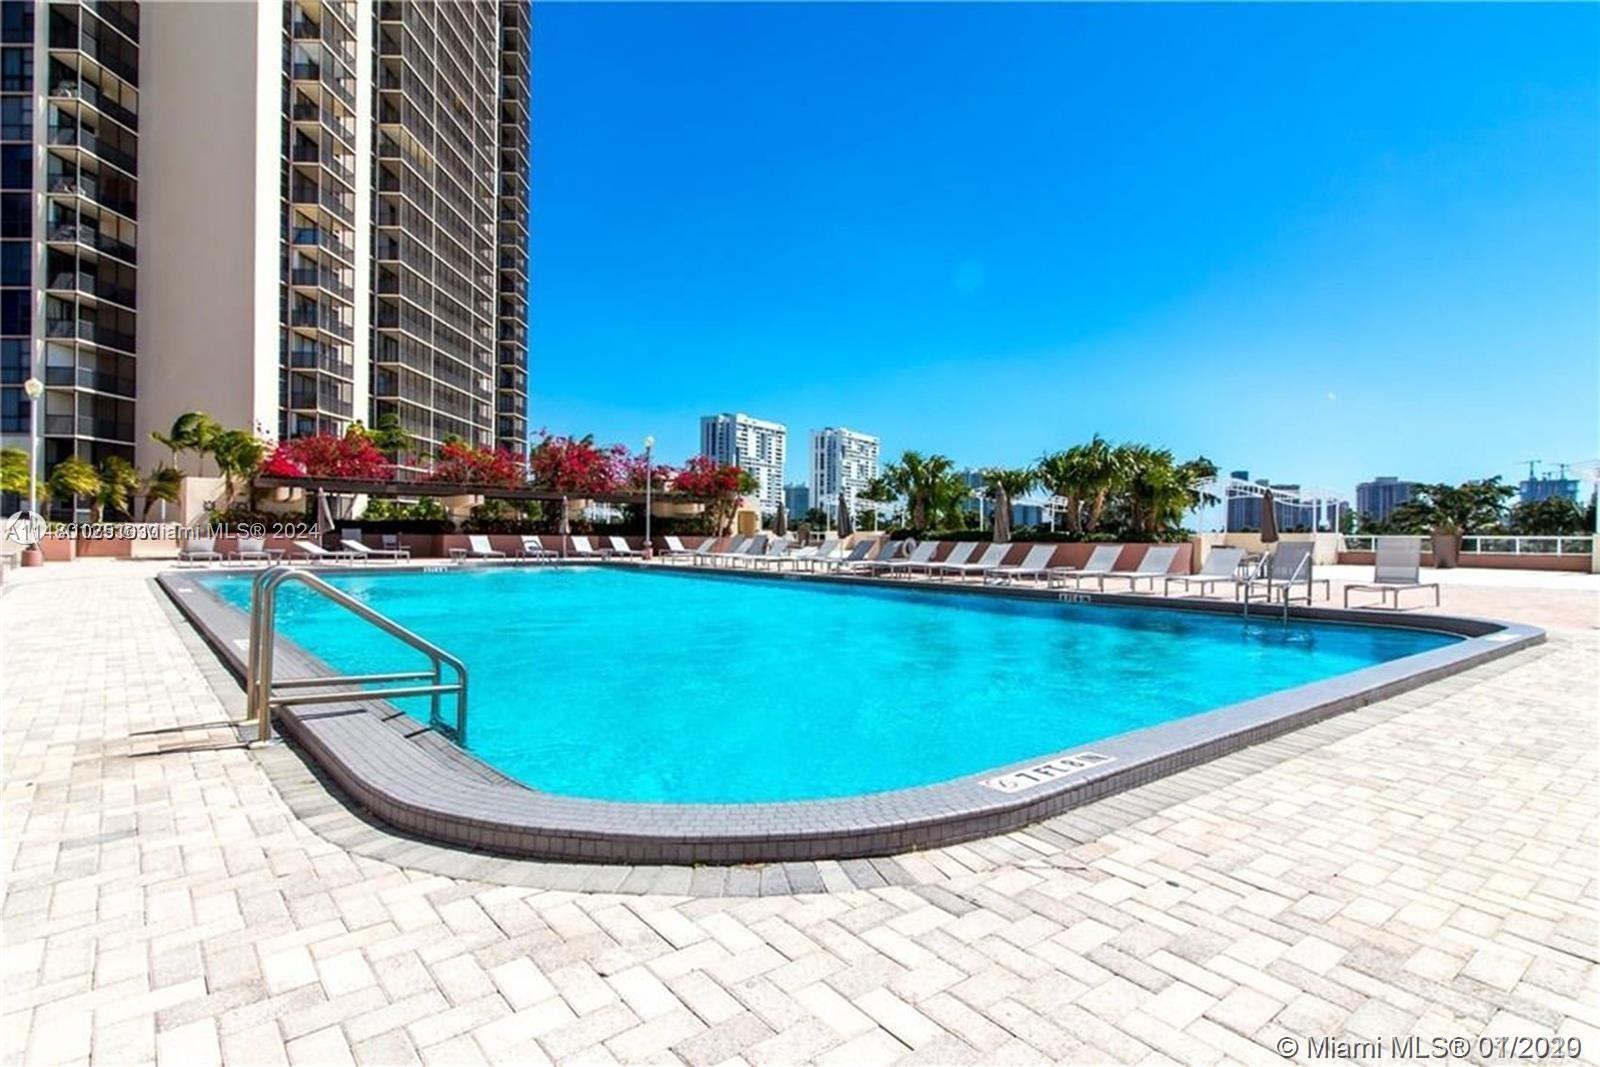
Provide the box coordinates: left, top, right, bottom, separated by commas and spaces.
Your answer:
782, 483, 810, 520
1356, 476, 1415, 524
1519, 474, 1579, 505
809, 426, 879, 524
1224, 471, 1338, 532
699, 411, 786, 514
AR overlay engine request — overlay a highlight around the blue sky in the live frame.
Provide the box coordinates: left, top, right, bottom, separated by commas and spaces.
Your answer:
530, 3, 1599, 496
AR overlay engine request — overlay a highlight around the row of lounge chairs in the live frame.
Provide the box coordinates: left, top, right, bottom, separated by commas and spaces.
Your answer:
177, 533, 642, 567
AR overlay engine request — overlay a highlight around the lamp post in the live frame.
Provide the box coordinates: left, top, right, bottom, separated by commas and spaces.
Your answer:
643, 434, 654, 559
22, 376, 43, 516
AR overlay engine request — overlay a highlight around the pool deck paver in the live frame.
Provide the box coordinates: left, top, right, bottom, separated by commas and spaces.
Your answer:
0, 561, 1595, 1066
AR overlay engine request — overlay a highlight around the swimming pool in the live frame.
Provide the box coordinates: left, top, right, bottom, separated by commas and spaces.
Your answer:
201, 566, 1458, 804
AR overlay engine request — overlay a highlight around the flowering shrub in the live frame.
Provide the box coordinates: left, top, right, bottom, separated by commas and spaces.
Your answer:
261, 431, 394, 481
425, 441, 525, 487
673, 455, 751, 533
621, 453, 676, 491
528, 433, 625, 494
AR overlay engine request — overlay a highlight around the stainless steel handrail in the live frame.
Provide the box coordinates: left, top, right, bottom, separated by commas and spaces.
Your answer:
245, 566, 468, 745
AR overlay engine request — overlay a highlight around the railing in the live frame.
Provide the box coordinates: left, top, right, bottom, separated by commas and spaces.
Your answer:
1341, 534, 1594, 555
246, 566, 467, 745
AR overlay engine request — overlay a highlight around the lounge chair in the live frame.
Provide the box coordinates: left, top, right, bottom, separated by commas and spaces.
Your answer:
838, 539, 904, 574
659, 535, 695, 561
805, 540, 874, 572
692, 535, 745, 566
607, 535, 643, 559
567, 535, 609, 560
179, 536, 224, 565
518, 535, 558, 562
982, 544, 1058, 585
794, 540, 853, 572
928, 542, 1008, 581
1046, 544, 1124, 589
1240, 542, 1328, 610
869, 540, 940, 577
231, 536, 281, 565
342, 537, 409, 561
913, 541, 976, 578
745, 537, 798, 570
1096, 545, 1181, 592
448, 534, 508, 562
1343, 537, 1440, 609
1163, 547, 1245, 598
715, 535, 767, 566
292, 539, 359, 563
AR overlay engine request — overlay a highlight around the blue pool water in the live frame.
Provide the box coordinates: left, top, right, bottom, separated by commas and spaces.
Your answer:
202, 568, 1456, 803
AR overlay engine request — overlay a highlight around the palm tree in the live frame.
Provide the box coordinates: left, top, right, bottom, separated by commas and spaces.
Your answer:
210, 429, 267, 508
47, 455, 101, 515
978, 467, 1037, 528
880, 451, 959, 530
141, 465, 183, 520
93, 456, 141, 521
150, 412, 221, 475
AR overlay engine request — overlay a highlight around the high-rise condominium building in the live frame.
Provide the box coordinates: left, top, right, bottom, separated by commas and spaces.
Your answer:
1355, 476, 1414, 523
0, 0, 531, 516
699, 411, 785, 514
810, 426, 878, 523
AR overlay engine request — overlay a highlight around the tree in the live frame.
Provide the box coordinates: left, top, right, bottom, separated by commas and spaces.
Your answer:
150, 412, 221, 475
978, 467, 1036, 528
47, 455, 101, 511
857, 476, 898, 530
527, 433, 624, 494
1509, 495, 1588, 536
1038, 434, 1124, 534
880, 451, 963, 530
674, 455, 748, 534
1388, 479, 1515, 534
141, 465, 183, 520
363, 413, 416, 463
803, 506, 829, 529
1, 446, 39, 501
92, 456, 141, 521
210, 429, 267, 507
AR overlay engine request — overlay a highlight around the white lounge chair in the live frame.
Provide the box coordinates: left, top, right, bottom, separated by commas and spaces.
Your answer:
607, 535, 643, 559
567, 535, 609, 560
838, 539, 904, 574
1163, 547, 1245, 598
342, 537, 409, 561
714, 535, 767, 566
1240, 542, 1329, 609
692, 535, 745, 565
1343, 537, 1440, 609
464, 531, 505, 559
794, 540, 853, 572
806, 540, 874, 572
982, 544, 1058, 585
1046, 544, 1124, 589
869, 540, 940, 577
180, 536, 224, 565
928, 542, 1008, 581
913, 541, 976, 578
292, 539, 358, 563
231, 536, 281, 564
518, 535, 558, 562
1096, 545, 1181, 591
659, 535, 696, 561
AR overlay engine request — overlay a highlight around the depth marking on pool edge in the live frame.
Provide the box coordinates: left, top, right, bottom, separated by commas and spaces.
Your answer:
982, 751, 1115, 793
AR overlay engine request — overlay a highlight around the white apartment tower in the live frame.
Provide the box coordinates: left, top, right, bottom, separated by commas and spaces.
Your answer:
810, 426, 879, 523
699, 411, 785, 515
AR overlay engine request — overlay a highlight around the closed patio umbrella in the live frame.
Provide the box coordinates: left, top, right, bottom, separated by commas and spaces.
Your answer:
316, 488, 337, 547
773, 501, 788, 538
836, 494, 853, 538
558, 495, 570, 555
1259, 489, 1279, 543
992, 486, 1012, 543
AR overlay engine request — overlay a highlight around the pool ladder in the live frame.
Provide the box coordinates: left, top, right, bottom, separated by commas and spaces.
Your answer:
245, 566, 469, 745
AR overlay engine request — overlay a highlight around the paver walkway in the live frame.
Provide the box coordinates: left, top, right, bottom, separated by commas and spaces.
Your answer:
2, 563, 1596, 1066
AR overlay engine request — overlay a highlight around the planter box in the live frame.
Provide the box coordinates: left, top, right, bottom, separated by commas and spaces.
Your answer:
39, 536, 77, 563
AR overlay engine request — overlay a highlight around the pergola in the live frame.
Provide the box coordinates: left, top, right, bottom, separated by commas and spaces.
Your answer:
253, 474, 713, 508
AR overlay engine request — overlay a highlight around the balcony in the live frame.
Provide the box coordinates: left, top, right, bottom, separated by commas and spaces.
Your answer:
288, 267, 353, 302
47, 270, 136, 309
45, 224, 137, 265
47, 126, 138, 176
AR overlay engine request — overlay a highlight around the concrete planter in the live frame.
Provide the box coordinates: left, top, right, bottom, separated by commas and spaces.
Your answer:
1431, 531, 1461, 569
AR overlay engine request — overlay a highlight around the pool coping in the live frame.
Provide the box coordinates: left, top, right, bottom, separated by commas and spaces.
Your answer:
156, 562, 1545, 864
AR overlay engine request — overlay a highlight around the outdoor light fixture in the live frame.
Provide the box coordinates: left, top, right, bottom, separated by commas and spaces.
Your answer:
22, 377, 43, 517
643, 435, 655, 557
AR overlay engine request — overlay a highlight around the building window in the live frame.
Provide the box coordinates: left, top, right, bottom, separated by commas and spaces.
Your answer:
1, 45, 29, 91
0, 95, 27, 139
1, 143, 28, 188
0, 336, 25, 381
0, 192, 27, 237
0, 2, 32, 45
0, 238, 24, 284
